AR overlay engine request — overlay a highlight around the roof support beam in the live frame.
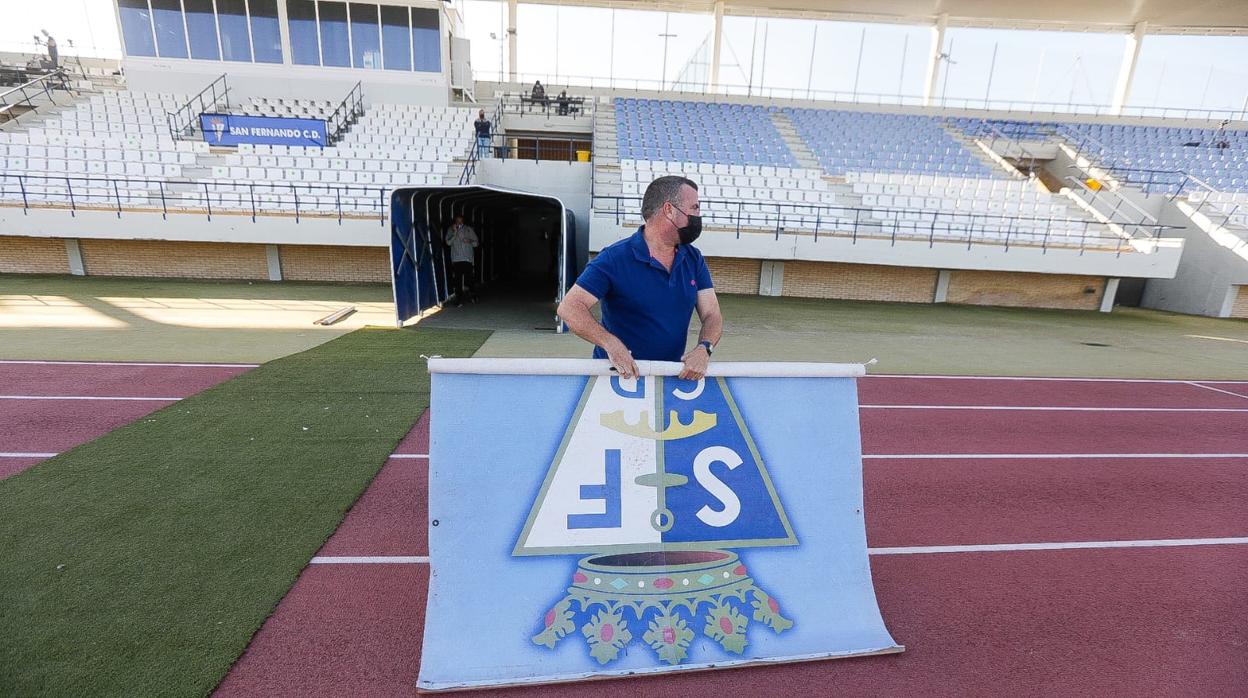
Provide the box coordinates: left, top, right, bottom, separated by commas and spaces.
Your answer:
1110, 22, 1147, 116
507, 0, 519, 81
922, 13, 947, 107
710, 0, 724, 91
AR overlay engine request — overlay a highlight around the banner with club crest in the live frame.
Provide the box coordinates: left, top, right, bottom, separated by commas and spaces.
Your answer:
419, 359, 902, 691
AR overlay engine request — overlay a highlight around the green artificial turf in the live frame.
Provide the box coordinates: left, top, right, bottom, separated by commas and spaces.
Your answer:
0, 326, 490, 696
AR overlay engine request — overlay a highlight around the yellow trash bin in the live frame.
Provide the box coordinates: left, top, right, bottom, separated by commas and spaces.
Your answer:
576, 150, 591, 162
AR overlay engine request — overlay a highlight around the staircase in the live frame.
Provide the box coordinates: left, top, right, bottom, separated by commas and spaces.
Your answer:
591, 99, 622, 201
769, 110, 820, 170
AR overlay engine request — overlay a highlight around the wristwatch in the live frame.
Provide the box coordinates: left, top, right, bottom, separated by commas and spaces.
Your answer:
698, 340, 714, 355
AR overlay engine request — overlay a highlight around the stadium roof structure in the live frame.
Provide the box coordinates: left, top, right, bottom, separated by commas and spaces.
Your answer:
539, 0, 1248, 34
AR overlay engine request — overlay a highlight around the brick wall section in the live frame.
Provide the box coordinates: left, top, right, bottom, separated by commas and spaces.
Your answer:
782, 261, 938, 302
706, 257, 760, 295
1231, 286, 1248, 319
946, 270, 1105, 310
280, 245, 389, 283
0, 236, 70, 274
79, 240, 268, 279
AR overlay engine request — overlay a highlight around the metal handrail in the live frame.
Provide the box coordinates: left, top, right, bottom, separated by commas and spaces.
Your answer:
476, 132, 590, 163
496, 90, 593, 118
0, 68, 69, 123
326, 81, 364, 146
457, 100, 501, 185
1063, 174, 1159, 231
166, 74, 229, 141
591, 193, 1178, 253
960, 118, 1052, 174
0, 172, 392, 226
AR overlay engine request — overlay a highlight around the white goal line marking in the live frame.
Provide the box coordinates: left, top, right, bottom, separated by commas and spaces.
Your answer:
0, 452, 59, 458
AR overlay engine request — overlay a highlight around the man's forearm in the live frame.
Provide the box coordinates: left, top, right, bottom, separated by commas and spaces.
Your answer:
698, 311, 723, 347
560, 303, 622, 352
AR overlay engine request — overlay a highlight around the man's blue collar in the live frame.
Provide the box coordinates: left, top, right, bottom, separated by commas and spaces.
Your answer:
630, 226, 688, 268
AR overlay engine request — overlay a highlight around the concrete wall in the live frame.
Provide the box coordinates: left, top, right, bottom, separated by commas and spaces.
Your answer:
0, 236, 390, 283
0, 206, 388, 247
477, 159, 592, 268
123, 58, 448, 106
1140, 202, 1248, 317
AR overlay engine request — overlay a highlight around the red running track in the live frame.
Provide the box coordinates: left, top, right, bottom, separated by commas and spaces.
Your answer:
860, 375, 1248, 408
218, 376, 1248, 696
0, 361, 251, 479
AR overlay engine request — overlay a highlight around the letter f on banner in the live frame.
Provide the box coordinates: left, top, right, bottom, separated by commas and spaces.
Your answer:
567, 450, 622, 529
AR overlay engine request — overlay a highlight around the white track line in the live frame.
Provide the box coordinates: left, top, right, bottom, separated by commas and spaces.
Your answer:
865, 453, 1248, 460
310, 556, 429, 564
1186, 381, 1248, 401
0, 360, 258, 368
870, 537, 1248, 555
306, 537, 1248, 564
861, 404, 1248, 412
0, 395, 179, 402
869, 374, 1248, 385
388, 453, 429, 459
0, 452, 58, 458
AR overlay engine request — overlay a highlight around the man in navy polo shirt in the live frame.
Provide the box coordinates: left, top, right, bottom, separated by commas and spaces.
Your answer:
557, 176, 723, 381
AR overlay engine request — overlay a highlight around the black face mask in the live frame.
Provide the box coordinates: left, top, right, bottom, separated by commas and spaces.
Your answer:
669, 205, 702, 245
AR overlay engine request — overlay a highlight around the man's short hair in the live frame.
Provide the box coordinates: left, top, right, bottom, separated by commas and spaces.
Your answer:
642, 176, 698, 221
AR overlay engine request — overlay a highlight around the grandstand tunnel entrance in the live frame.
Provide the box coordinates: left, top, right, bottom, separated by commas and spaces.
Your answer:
390, 186, 577, 330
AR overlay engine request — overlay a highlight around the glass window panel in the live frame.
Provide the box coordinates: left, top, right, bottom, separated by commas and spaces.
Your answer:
249, 0, 283, 63
217, 0, 252, 62
349, 3, 381, 69
411, 7, 441, 72
151, 0, 189, 59
118, 0, 157, 58
319, 1, 351, 68
381, 5, 411, 72
287, 0, 320, 65
183, 0, 220, 60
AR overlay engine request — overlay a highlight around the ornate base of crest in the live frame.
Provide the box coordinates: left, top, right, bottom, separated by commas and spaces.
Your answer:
532, 550, 793, 665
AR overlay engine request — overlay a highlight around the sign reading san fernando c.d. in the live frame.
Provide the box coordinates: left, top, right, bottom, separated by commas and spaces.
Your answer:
199, 113, 328, 148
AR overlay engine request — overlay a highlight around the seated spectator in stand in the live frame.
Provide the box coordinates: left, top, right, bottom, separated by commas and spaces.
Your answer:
557, 90, 570, 116
474, 109, 492, 159
530, 80, 547, 109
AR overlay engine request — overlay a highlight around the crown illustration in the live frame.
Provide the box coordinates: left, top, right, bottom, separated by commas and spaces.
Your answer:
599, 409, 717, 440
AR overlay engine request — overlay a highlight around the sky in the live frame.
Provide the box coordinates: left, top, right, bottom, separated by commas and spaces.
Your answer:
5, 0, 1248, 112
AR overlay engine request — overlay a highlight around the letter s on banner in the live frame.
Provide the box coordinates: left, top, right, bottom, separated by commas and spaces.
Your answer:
693, 446, 744, 527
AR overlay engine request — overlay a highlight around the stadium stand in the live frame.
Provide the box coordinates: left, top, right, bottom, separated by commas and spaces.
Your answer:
0, 90, 472, 216
605, 98, 1108, 247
